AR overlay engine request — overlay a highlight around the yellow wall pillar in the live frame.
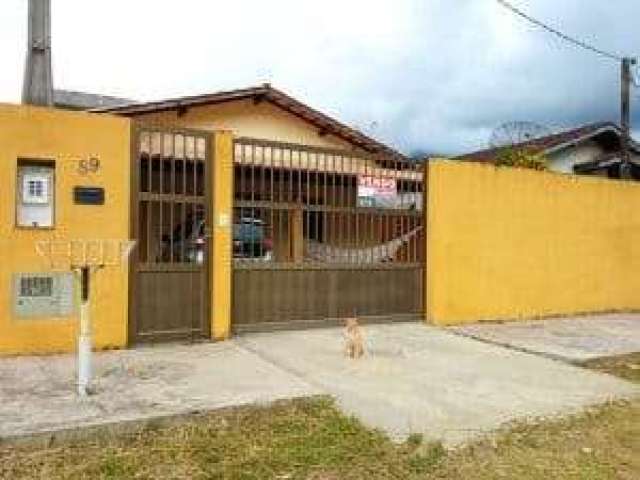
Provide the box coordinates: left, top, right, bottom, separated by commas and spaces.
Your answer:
210, 131, 234, 340
423, 161, 431, 325
0, 105, 131, 355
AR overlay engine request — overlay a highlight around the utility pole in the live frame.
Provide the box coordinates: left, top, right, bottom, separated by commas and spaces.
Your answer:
620, 57, 637, 174
22, 0, 53, 106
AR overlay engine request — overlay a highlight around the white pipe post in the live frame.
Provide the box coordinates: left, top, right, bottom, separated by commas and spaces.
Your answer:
77, 267, 92, 397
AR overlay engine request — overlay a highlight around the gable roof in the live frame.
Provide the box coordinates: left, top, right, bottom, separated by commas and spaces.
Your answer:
93, 84, 406, 160
457, 122, 640, 163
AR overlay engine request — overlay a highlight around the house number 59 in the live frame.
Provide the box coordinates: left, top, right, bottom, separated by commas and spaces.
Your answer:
78, 157, 100, 174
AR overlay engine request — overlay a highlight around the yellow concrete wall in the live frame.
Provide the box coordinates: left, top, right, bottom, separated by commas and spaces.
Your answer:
0, 104, 131, 355
210, 131, 234, 340
134, 99, 367, 153
426, 161, 640, 325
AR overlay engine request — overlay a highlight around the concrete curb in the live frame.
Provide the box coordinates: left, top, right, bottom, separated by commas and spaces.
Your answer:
0, 395, 327, 450
444, 327, 584, 365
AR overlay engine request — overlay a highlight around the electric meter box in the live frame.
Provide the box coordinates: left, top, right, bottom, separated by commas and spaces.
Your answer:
13, 273, 75, 318
16, 163, 55, 228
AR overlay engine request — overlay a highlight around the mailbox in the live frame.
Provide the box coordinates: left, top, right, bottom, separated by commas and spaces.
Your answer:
73, 186, 105, 205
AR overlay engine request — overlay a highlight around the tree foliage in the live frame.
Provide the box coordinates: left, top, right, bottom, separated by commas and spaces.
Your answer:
495, 147, 547, 171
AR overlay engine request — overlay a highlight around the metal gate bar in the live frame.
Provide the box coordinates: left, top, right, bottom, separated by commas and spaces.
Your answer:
232, 138, 424, 329
131, 127, 211, 342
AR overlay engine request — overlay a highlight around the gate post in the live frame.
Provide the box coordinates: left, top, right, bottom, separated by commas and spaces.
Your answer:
423, 160, 431, 325
210, 131, 234, 340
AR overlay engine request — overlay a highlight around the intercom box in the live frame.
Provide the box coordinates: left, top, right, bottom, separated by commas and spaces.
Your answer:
16, 163, 55, 228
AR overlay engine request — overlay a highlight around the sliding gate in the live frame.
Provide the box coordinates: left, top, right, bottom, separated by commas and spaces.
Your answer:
233, 138, 424, 331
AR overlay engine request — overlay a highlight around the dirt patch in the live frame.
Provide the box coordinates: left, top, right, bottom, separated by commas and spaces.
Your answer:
583, 353, 640, 384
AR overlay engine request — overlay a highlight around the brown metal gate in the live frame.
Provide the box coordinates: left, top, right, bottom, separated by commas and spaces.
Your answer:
232, 138, 424, 331
130, 127, 211, 343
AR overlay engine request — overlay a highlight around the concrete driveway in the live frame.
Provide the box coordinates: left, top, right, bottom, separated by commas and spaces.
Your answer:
449, 313, 640, 363
239, 323, 639, 445
1, 322, 638, 447
0, 342, 320, 442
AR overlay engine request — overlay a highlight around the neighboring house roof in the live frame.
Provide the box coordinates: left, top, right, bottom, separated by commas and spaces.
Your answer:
54, 90, 133, 111
457, 122, 640, 163
93, 84, 406, 159
572, 153, 621, 174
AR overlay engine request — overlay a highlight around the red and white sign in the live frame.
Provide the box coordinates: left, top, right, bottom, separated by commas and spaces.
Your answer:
358, 176, 397, 207
358, 176, 397, 197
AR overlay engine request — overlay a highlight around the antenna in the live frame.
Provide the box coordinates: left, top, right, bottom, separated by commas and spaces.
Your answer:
22, 0, 53, 106
489, 121, 551, 149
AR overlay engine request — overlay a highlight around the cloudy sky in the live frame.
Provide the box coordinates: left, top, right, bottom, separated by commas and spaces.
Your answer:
1, 0, 639, 156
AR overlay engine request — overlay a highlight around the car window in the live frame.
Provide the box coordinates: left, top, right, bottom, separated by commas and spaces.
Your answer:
233, 222, 264, 242
170, 222, 184, 242
169, 216, 200, 241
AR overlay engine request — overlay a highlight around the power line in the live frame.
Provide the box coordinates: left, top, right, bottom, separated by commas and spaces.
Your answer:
497, 0, 640, 170
496, 0, 623, 62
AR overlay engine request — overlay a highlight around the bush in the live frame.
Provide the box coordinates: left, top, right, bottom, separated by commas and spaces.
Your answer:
495, 147, 547, 171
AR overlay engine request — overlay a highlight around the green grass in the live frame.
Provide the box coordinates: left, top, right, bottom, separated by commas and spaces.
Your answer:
1, 354, 638, 480
583, 352, 640, 384
0, 397, 421, 480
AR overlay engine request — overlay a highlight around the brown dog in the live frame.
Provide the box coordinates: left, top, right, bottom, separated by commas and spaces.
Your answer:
344, 317, 365, 359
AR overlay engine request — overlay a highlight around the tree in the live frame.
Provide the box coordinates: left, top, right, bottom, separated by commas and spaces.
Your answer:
495, 147, 547, 171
